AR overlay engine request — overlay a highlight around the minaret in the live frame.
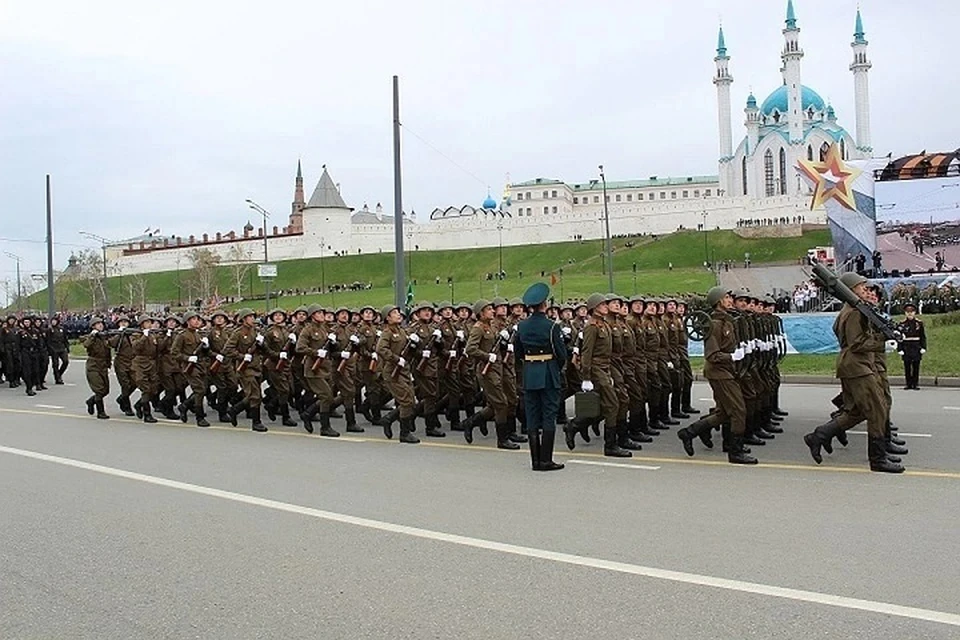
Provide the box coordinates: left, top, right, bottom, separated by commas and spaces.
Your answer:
781, 0, 804, 194
714, 25, 734, 195
850, 8, 872, 154
743, 93, 760, 196
290, 159, 305, 232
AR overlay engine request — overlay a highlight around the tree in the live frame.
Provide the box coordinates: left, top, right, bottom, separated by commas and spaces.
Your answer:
186, 247, 221, 306
76, 248, 107, 310
126, 273, 149, 311
225, 243, 253, 300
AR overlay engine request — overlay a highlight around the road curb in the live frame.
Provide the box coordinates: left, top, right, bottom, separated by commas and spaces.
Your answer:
691, 373, 960, 387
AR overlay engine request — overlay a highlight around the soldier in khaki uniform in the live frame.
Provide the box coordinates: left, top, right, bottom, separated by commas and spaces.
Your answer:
108, 315, 137, 416
172, 311, 211, 427
462, 300, 517, 449
330, 305, 363, 433
568, 293, 630, 457
663, 298, 689, 420
455, 302, 480, 424
132, 316, 161, 423
492, 298, 526, 444
640, 300, 666, 431
676, 301, 700, 416
627, 296, 657, 440
676, 287, 757, 464
295, 304, 339, 437
262, 309, 298, 427
356, 305, 383, 425
223, 308, 268, 433
207, 311, 237, 423
409, 302, 446, 437
435, 302, 462, 430
607, 294, 644, 451
375, 304, 420, 444
82, 317, 111, 419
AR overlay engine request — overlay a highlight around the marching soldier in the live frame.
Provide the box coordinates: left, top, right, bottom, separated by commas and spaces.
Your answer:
207, 311, 237, 423
436, 301, 463, 430
157, 315, 185, 420
263, 308, 299, 427
2, 315, 21, 388
132, 315, 161, 423
455, 302, 480, 425
356, 305, 384, 424
897, 302, 926, 390
410, 302, 446, 437
295, 304, 339, 437
375, 304, 420, 444
223, 308, 269, 433
493, 298, 526, 444
627, 295, 658, 440
172, 311, 211, 427
463, 299, 516, 449
330, 305, 363, 433
18, 317, 43, 396
81, 316, 111, 419
109, 315, 137, 416
46, 316, 70, 385
514, 283, 567, 471
607, 294, 644, 451
677, 286, 757, 464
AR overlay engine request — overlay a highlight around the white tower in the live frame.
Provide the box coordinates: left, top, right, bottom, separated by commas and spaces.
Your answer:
743, 93, 760, 196
714, 25, 734, 195
850, 9, 872, 154
781, 0, 804, 194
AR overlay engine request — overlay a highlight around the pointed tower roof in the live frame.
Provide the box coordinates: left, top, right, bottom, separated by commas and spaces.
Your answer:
296, 159, 302, 180
306, 165, 349, 209
853, 8, 866, 44
785, 0, 797, 30
716, 25, 728, 57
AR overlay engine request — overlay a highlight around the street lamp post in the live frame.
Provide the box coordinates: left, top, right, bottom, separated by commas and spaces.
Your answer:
4, 252, 22, 312
79, 231, 111, 310
246, 199, 272, 310
599, 165, 614, 292
497, 221, 504, 280
701, 209, 709, 269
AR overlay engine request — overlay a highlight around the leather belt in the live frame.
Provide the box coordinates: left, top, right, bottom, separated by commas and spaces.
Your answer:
524, 354, 553, 362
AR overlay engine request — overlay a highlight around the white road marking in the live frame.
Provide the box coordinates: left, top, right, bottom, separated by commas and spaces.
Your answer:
699, 398, 713, 402
64, 383, 77, 387
1, 444, 959, 628
944, 407, 960, 411
34, 404, 65, 410
847, 431, 932, 438
568, 459, 660, 471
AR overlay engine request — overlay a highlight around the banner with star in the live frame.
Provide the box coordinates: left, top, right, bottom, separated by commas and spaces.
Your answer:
797, 143, 885, 266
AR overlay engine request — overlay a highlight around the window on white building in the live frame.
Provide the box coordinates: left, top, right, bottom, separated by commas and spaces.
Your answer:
516, 193, 523, 201
615, 194, 621, 202
573, 197, 579, 204
706, 189, 712, 196
671, 192, 677, 199
542, 191, 549, 198
626, 194, 632, 202
551, 190, 557, 198
682, 190, 689, 198
605, 195, 610, 203
552, 206, 557, 214
778, 148, 787, 195
693, 190, 699, 198
526, 207, 532, 215
593, 196, 599, 203
543, 206, 548, 214
660, 192, 666, 200
764, 149, 775, 197
649, 193, 655, 201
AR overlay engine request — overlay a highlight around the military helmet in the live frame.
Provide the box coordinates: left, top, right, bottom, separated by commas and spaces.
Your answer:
706, 286, 729, 307
733, 288, 751, 300
116, 314, 131, 324
211, 310, 229, 321
182, 311, 200, 323
436, 300, 453, 311
293, 305, 307, 315
90, 316, 105, 326
455, 301, 472, 311
491, 296, 508, 308
236, 308, 256, 320
360, 304, 377, 313
380, 304, 399, 319
473, 299, 492, 316
413, 300, 434, 313
306, 303, 323, 317
508, 297, 523, 307
586, 293, 607, 312
268, 308, 287, 318
138, 314, 154, 326
839, 272, 867, 289
629, 294, 646, 304
334, 305, 350, 315
605, 292, 624, 303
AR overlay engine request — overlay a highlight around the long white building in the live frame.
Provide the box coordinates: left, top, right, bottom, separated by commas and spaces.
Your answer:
105, 1, 871, 277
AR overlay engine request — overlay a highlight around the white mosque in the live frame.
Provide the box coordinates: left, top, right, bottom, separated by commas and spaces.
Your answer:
106, 1, 873, 277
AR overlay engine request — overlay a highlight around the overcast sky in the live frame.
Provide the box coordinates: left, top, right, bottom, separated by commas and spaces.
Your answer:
1, 0, 958, 282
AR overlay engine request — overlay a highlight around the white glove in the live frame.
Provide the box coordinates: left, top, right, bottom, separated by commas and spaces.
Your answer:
920, 348, 927, 355
409, 333, 420, 343
448, 350, 457, 358
349, 334, 360, 344
288, 333, 296, 342
562, 326, 572, 336
327, 333, 337, 341
577, 331, 584, 340
90, 329, 98, 335
243, 354, 253, 363
507, 344, 514, 353
166, 329, 172, 337
279, 351, 288, 360
201, 337, 209, 347
744, 342, 754, 354
432, 328, 442, 338
255, 334, 264, 344
215, 354, 225, 363
376, 330, 382, 337
456, 330, 465, 339
885, 340, 898, 353
341, 351, 351, 360
573, 347, 580, 355
317, 349, 327, 358
371, 352, 378, 361
188, 355, 198, 364
398, 356, 406, 368
488, 353, 497, 363
143, 329, 150, 337
581, 380, 594, 392
731, 348, 745, 362
667, 361, 674, 369
499, 329, 510, 340
421, 349, 431, 358
897, 350, 905, 356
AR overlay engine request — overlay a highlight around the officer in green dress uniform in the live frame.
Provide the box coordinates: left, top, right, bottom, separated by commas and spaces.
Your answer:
515, 283, 568, 471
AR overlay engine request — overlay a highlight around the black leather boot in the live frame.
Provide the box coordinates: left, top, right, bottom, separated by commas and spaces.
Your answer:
885, 439, 908, 455
528, 430, 542, 471
803, 419, 841, 464
507, 417, 528, 443
345, 407, 364, 433
280, 403, 298, 427
424, 413, 446, 438
670, 392, 689, 419
497, 422, 521, 450
869, 437, 904, 473
86, 395, 96, 415
399, 417, 420, 444
447, 406, 463, 431
299, 402, 317, 434
178, 393, 192, 423
251, 406, 268, 432
681, 382, 700, 414
462, 410, 482, 444
142, 402, 157, 424
563, 420, 577, 451
728, 436, 758, 465
628, 411, 653, 443
539, 430, 564, 471
660, 396, 680, 426
318, 413, 340, 438
194, 395, 209, 427
379, 408, 399, 439
603, 424, 631, 458
95, 397, 110, 420
134, 398, 144, 420
677, 417, 711, 456
227, 399, 248, 428
617, 423, 643, 450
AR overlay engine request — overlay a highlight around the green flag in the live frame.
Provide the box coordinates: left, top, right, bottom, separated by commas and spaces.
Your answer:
405, 281, 414, 308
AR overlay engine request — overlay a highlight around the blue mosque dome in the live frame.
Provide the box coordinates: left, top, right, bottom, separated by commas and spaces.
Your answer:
482, 193, 497, 209
759, 84, 826, 117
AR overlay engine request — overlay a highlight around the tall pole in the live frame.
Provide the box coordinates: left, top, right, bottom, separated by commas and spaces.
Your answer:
392, 75, 406, 308
45, 175, 55, 317
497, 222, 503, 279
599, 165, 614, 292
5, 253, 23, 312
262, 210, 269, 311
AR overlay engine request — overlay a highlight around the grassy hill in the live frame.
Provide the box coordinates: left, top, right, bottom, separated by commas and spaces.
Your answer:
17, 228, 829, 312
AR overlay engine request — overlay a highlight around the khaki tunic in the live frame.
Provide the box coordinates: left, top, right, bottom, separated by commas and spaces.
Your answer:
376, 323, 416, 418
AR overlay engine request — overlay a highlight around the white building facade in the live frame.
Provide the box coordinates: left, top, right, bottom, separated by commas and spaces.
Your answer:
106, 1, 871, 277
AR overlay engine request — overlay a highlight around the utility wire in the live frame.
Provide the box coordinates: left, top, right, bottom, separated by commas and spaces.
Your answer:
400, 123, 490, 190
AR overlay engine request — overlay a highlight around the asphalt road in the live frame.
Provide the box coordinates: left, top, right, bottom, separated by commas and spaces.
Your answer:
1, 366, 959, 639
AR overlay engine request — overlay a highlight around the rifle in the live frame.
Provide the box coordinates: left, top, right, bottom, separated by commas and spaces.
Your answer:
275, 331, 298, 372
390, 336, 419, 379
236, 331, 265, 373
368, 329, 383, 373
416, 329, 444, 372
446, 331, 466, 372
481, 332, 507, 376
182, 330, 211, 375
501, 324, 518, 366
811, 262, 903, 341
310, 333, 339, 372
570, 327, 584, 370
337, 334, 361, 373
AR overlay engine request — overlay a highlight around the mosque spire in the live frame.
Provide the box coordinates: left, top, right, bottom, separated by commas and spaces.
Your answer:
785, 0, 797, 30
716, 25, 727, 57
854, 8, 866, 44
